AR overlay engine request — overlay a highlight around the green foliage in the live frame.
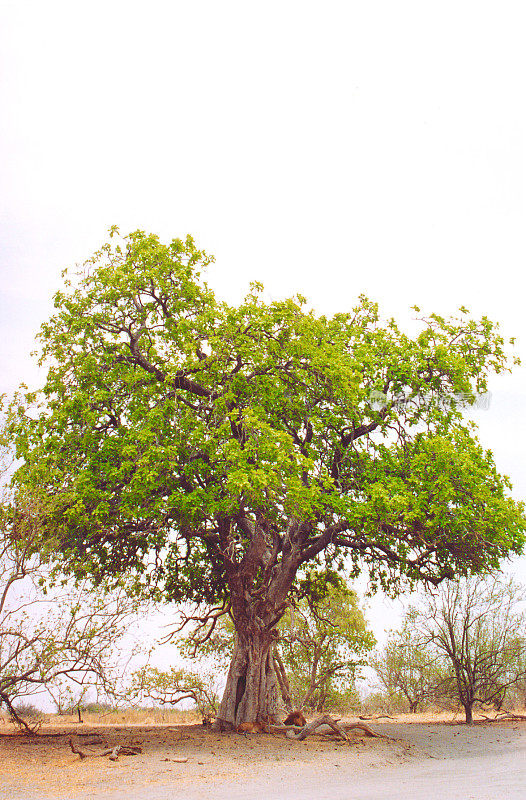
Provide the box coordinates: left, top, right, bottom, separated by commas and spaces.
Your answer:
294, 568, 346, 604
0, 418, 141, 716
278, 582, 375, 710
10, 228, 525, 607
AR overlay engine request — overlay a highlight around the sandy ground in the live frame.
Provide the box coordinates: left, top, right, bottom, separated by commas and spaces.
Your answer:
1, 714, 526, 800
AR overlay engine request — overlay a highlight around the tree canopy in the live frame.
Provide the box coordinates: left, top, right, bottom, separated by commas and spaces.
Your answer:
10, 228, 526, 726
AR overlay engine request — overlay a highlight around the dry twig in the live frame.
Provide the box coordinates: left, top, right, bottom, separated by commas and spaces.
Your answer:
68, 738, 142, 761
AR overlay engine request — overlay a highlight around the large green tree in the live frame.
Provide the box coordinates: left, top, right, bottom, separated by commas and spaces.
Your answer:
12, 229, 525, 728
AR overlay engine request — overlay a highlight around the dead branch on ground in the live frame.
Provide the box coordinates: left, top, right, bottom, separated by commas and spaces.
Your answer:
68, 738, 87, 759
341, 721, 388, 738
68, 737, 142, 760
293, 715, 349, 741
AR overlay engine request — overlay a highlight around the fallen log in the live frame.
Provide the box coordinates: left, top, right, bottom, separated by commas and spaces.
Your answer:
342, 721, 387, 738
68, 738, 87, 760
300, 720, 387, 739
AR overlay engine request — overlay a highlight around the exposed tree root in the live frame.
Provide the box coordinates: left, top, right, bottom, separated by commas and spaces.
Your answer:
267, 715, 388, 741
478, 710, 526, 723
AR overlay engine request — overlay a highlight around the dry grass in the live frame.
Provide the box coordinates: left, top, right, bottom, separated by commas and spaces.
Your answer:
79, 707, 202, 726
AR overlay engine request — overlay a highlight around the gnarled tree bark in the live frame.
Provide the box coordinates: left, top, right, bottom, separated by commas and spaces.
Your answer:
216, 630, 281, 727
213, 517, 304, 728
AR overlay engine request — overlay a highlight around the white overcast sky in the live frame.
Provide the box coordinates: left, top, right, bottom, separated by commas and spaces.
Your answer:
1, 1, 525, 639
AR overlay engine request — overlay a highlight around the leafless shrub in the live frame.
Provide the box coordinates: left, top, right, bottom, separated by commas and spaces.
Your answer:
0, 485, 142, 730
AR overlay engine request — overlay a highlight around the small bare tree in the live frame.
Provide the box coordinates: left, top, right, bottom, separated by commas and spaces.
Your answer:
0, 485, 141, 730
411, 577, 526, 723
371, 610, 443, 713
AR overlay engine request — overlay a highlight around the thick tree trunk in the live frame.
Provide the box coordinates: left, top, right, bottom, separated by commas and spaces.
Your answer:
213, 516, 304, 729
464, 703, 474, 724
215, 630, 281, 728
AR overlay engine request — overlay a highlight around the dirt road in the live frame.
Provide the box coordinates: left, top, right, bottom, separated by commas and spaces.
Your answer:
177, 722, 526, 800
2, 720, 526, 800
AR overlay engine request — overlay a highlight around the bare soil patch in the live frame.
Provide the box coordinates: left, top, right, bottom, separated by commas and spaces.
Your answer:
0, 714, 411, 799
3, 711, 526, 800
